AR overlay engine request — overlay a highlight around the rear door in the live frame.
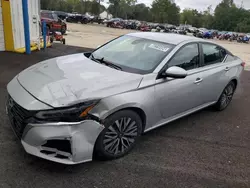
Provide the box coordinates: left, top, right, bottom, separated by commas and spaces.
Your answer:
197, 42, 238, 104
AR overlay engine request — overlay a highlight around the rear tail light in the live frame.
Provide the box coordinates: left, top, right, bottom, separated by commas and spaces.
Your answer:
241, 62, 246, 68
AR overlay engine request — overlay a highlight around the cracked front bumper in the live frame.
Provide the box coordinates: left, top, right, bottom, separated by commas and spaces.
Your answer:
21, 120, 104, 165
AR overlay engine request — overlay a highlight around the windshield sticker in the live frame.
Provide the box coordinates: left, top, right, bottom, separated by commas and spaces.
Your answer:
148, 44, 169, 52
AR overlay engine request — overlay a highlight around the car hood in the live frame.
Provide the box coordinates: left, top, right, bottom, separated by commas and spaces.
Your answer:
17, 53, 143, 108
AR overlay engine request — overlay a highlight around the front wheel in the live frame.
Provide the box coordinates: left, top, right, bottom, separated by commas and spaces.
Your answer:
94, 110, 142, 160
214, 81, 236, 111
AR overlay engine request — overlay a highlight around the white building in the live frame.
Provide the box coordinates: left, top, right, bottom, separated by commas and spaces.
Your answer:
99, 11, 112, 20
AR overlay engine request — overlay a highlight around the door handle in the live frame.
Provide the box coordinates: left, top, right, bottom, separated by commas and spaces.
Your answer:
225, 67, 230, 71
194, 78, 203, 84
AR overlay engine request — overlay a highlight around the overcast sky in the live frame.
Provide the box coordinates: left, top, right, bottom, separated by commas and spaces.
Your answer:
102, 0, 250, 11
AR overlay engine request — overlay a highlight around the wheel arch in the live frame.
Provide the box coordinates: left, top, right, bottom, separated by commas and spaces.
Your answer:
216, 77, 239, 101
116, 107, 147, 132
91, 104, 147, 132
231, 78, 238, 89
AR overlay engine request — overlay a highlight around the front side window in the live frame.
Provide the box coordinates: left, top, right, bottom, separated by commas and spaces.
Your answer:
167, 43, 199, 70
202, 44, 227, 66
91, 35, 175, 74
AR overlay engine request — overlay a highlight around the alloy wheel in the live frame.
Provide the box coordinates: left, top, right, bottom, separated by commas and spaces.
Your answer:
103, 117, 138, 155
220, 83, 235, 109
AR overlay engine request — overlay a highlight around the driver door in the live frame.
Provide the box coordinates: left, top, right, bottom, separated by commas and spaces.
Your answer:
155, 43, 204, 119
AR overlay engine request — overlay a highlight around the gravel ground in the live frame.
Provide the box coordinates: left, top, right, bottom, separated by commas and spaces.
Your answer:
0, 43, 250, 187
65, 23, 250, 70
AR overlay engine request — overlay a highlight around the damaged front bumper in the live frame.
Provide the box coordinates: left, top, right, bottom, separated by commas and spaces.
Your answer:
21, 120, 104, 165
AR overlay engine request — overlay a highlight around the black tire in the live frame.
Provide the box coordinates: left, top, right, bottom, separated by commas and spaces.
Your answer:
50, 37, 54, 44
62, 38, 66, 45
214, 81, 236, 111
94, 110, 142, 160
81, 19, 88, 24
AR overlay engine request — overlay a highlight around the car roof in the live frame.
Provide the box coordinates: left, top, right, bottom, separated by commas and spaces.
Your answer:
127, 32, 205, 45
41, 10, 52, 13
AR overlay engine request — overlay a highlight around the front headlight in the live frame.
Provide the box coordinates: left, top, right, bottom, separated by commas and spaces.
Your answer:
35, 100, 99, 122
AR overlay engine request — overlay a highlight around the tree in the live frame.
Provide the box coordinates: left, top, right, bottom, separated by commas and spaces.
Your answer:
131, 3, 152, 21
202, 5, 214, 29
41, 0, 106, 15
151, 0, 180, 24
108, 0, 136, 18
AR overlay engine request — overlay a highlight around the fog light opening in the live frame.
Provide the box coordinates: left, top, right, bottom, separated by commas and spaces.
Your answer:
41, 139, 72, 159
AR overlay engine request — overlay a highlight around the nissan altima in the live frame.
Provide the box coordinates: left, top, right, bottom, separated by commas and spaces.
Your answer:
6, 33, 244, 164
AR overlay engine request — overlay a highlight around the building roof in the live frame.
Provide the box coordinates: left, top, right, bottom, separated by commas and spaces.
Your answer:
127, 32, 205, 45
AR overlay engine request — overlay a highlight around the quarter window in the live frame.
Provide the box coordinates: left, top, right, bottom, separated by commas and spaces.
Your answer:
225, 54, 236, 62
168, 43, 199, 70
202, 44, 227, 66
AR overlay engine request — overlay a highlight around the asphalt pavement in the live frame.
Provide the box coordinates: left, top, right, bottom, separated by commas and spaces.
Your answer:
0, 44, 249, 188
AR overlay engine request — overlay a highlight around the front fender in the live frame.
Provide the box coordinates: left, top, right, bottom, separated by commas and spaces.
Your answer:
89, 86, 161, 130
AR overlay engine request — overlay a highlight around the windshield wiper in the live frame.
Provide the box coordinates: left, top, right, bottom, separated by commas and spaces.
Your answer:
90, 54, 122, 70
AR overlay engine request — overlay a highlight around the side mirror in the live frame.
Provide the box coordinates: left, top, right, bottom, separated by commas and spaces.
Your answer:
163, 66, 187, 79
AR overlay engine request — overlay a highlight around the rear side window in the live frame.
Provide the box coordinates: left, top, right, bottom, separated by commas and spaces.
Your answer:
202, 44, 227, 66
168, 43, 199, 70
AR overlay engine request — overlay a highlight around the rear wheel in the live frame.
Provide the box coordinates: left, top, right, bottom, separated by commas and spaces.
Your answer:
94, 110, 142, 160
214, 81, 236, 111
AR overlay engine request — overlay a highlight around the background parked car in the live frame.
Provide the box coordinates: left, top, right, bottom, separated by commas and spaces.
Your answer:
90, 16, 104, 24
53, 11, 69, 20
104, 18, 123, 27
66, 13, 90, 24
140, 23, 151, 32
41, 10, 67, 35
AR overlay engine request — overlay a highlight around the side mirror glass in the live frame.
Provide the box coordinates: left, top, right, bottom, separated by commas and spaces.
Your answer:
164, 66, 187, 79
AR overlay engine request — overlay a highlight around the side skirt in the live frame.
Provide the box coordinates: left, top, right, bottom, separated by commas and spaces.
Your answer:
144, 101, 217, 133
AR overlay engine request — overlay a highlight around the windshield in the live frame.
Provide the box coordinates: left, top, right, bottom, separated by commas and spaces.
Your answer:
91, 35, 175, 74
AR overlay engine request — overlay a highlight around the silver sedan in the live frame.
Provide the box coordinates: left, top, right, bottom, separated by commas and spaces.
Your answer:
6, 33, 244, 164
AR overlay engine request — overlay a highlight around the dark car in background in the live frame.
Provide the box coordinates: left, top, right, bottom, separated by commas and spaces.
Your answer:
41, 10, 67, 35
104, 18, 123, 27
89, 16, 104, 24
53, 11, 69, 20
66, 13, 90, 24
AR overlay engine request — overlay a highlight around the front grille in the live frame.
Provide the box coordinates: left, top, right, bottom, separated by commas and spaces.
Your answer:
7, 95, 34, 139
